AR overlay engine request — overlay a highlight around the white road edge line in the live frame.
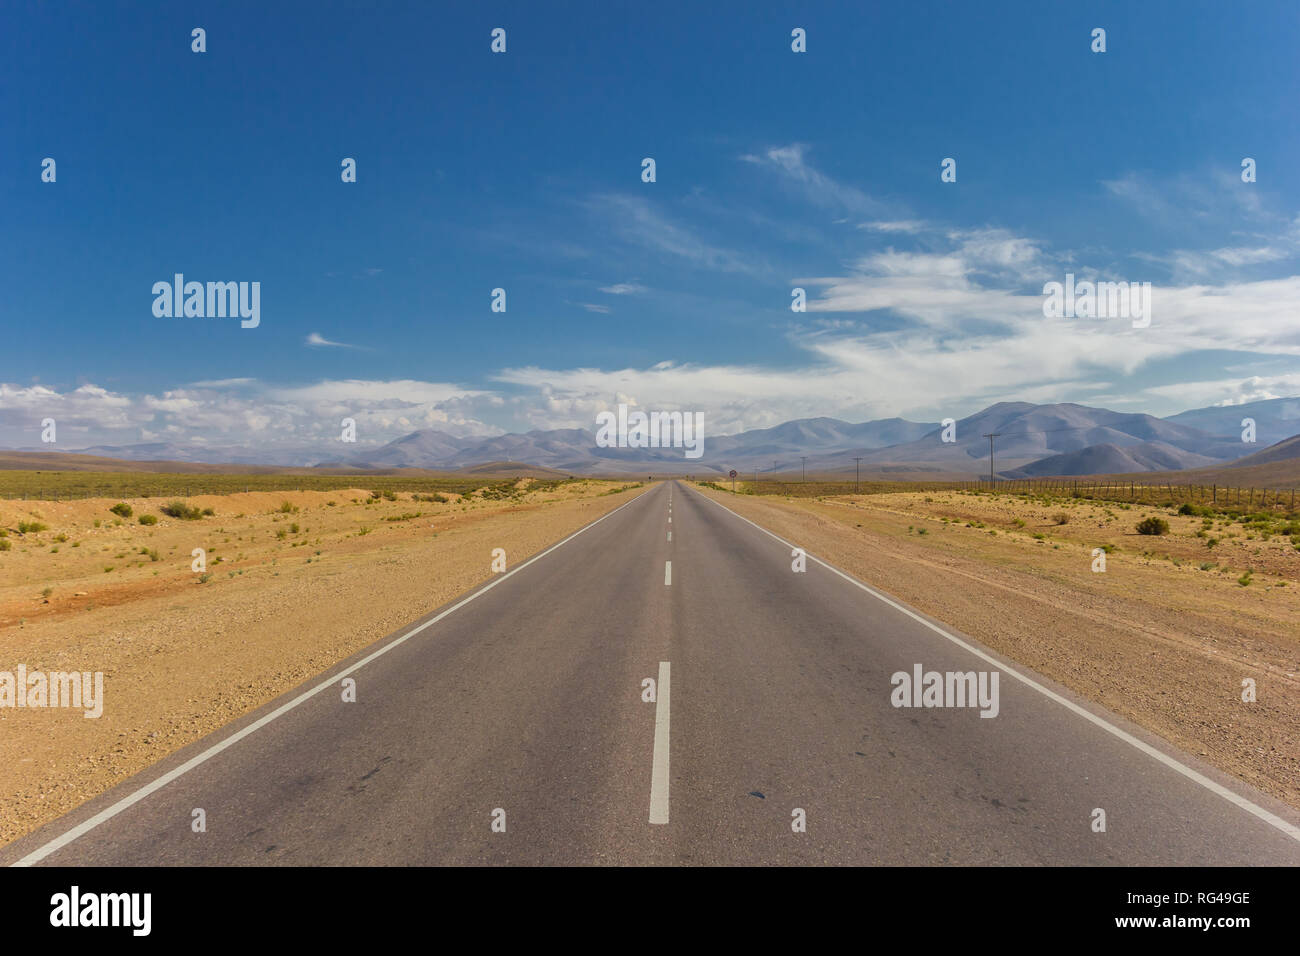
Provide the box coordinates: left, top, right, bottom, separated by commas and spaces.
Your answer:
649, 660, 671, 824
693, 487, 1300, 844
11, 486, 656, 867
664, 561, 672, 586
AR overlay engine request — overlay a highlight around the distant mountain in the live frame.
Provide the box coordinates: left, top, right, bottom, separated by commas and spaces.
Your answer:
822, 402, 1251, 474
70, 440, 335, 468
342, 418, 939, 474
1001, 441, 1221, 478
444, 428, 610, 470
342, 430, 473, 468
75, 441, 209, 462
1223, 432, 1300, 468
18, 399, 1297, 478
707, 417, 936, 461
1163, 397, 1300, 447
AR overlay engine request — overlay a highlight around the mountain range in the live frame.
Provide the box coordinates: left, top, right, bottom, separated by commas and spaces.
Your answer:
15, 397, 1300, 479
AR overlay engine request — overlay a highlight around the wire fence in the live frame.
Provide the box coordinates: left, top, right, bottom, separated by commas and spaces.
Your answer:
0, 472, 538, 501
736, 478, 1300, 513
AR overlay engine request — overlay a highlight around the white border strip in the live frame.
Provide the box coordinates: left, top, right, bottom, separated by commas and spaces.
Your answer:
649, 661, 671, 824
693, 487, 1300, 844
12, 486, 654, 867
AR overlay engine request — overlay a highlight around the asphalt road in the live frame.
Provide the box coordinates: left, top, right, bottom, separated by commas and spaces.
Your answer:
6, 480, 1300, 865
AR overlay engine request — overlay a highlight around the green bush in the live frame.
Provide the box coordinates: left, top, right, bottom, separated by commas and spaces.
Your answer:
109, 502, 134, 518
17, 521, 48, 534
160, 500, 204, 520
138, 514, 158, 525
1136, 516, 1170, 536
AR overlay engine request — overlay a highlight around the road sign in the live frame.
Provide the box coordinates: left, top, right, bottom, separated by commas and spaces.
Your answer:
729, 470, 737, 478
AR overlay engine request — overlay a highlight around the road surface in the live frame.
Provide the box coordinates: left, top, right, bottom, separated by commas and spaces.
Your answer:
6, 480, 1299, 865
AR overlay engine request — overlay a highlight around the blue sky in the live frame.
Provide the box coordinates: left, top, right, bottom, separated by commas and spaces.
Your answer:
2, 0, 1299, 452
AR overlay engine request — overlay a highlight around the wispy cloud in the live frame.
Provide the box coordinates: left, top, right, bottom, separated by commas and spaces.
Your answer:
306, 332, 366, 350
587, 193, 762, 276
1104, 170, 1300, 284
599, 282, 647, 295
858, 220, 928, 234
1102, 169, 1274, 229
741, 143, 889, 216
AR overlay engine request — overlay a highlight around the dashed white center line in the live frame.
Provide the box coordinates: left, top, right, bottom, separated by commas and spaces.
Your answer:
664, 561, 672, 585
667, 530, 672, 541
649, 660, 671, 825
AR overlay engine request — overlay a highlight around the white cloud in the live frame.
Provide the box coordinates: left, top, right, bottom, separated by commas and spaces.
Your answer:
306, 332, 365, 349
1140, 374, 1300, 408
858, 220, 928, 234
0, 379, 502, 453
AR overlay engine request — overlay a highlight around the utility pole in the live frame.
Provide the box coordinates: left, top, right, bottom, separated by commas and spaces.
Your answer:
801, 457, 807, 483
983, 433, 1001, 488
853, 457, 863, 492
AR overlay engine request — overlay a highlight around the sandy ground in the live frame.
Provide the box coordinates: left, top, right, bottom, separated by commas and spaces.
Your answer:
0, 479, 646, 846
697, 486, 1300, 809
